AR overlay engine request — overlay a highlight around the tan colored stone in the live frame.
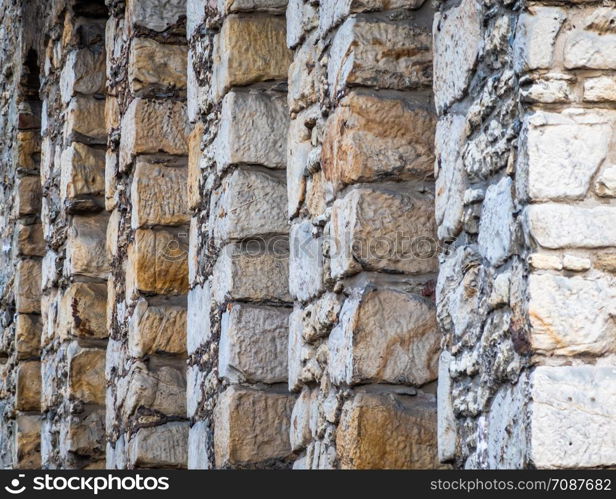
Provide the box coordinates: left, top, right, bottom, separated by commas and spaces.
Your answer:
129, 38, 187, 93
127, 228, 189, 296
105, 96, 120, 132
214, 386, 294, 467
188, 122, 204, 210
337, 392, 442, 469
16, 361, 41, 412
60, 142, 105, 201
65, 215, 109, 278
15, 131, 41, 171
105, 151, 118, 211
15, 314, 41, 359
128, 423, 188, 468
16, 176, 41, 216
15, 222, 45, 257
60, 410, 104, 458
65, 96, 106, 142
15, 415, 41, 469
128, 298, 187, 356
68, 345, 105, 405
323, 93, 435, 189
212, 15, 291, 100
60, 282, 108, 339
60, 47, 106, 102
131, 159, 188, 228
126, 0, 187, 33
15, 259, 41, 314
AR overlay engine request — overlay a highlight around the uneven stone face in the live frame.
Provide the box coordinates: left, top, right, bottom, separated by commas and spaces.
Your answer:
584, 76, 616, 102
126, 0, 187, 33
129, 38, 187, 94
68, 346, 105, 405
336, 392, 442, 469
322, 93, 435, 189
477, 177, 514, 266
328, 288, 439, 386
15, 415, 41, 469
289, 221, 323, 302
128, 423, 189, 468
214, 386, 294, 467
16, 176, 42, 216
15, 314, 42, 359
565, 9, 616, 70
65, 97, 106, 143
65, 215, 109, 279
128, 299, 187, 357
60, 142, 105, 201
187, 283, 211, 355
60, 282, 108, 339
15, 259, 42, 314
60, 48, 106, 102
187, 122, 204, 211
16, 361, 41, 412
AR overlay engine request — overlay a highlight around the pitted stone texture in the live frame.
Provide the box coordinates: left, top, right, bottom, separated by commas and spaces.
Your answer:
60, 282, 107, 339
215, 91, 288, 170
584, 76, 616, 102
60, 48, 106, 102
331, 188, 437, 277
214, 386, 294, 467
212, 15, 292, 100
322, 93, 435, 189
15, 314, 42, 359
565, 10, 616, 70
15, 259, 42, 314
15, 415, 41, 469
187, 283, 211, 355
126, 0, 187, 33
131, 160, 188, 228
68, 345, 105, 405
129, 38, 187, 94
16, 176, 41, 216
65, 97, 106, 143
65, 215, 109, 279
187, 122, 204, 210
531, 366, 616, 469
16, 361, 41, 412
328, 17, 432, 98
328, 288, 439, 386
287, 32, 318, 111
219, 303, 289, 384
15, 222, 45, 257
209, 168, 287, 244
289, 388, 317, 452
128, 423, 188, 468
337, 392, 442, 469
477, 177, 514, 266
128, 299, 187, 357
289, 221, 323, 302
60, 143, 105, 201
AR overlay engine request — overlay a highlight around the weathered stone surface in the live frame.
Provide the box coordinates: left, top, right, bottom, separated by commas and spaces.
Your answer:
15, 131, 41, 171
127, 228, 189, 296
128, 423, 188, 468
60, 282, 108, 339
15, 414, 41, 469
16, 176, 41, 216
68, 345, 105, 405
477, 177, 514, 266
328, 288, 439, 386
187, 421, 209, 470
15, 314, 41, 359
290, 388, 316, 452
531, 366, 616, 469
437, 352, 456, 463
187, 283, 211, 354
60, 142, 105, 201
526, 204, 616, 249
528, 273, 616, 356
212, 15, 292, 100
129, 38, 187, 94
65, 96, 106, 142
215, 91, 288, 170
119, 98, 189, 168
128, 298, 187, 357
15, 259, 42, 314
595, 165, 616, 197
126, 0, 187, 32
209, 168, 287, 244
16, 361, 41, 412
329, 18, 432, 98
289, 221, 323, 302
286, 113, 312, 217
187, 122, 204, 211
584, 76, 616, 102
287, 32, 318, 110
330, 188, 437, 277
59, 410, 105, 459
337, 392, 442, 469
322, 93, 435, 189
65, 215, 109, 278
565, 17, 616, 69
214, 386, 294, 467
219, 303, 289, 384
131, 160, 188, 228
60, 48, 106, 102
433, 0, 482, 111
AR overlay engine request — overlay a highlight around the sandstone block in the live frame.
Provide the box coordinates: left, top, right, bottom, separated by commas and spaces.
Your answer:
68, 345, 105, 405
129, 38, 187, 94
16, 176, 41, 216
15, 259, 42, 314
214, 386, 294, 467
59, 410, 104, 459
337, 392, 442, 469
15, 223, 44, 257
60, 282, 107, 340
289, 388, 317, 452
60, 142, 105, 201
328, 288, 439, 386
218, 0, 287, 14
128, 423, 188, 468
65, 96, 106, 143
131, 159, 189, 228
15, 415, 41, 469
126, 0, 187, 33
16, 361, 41, 412
15, 314, 41, 359
219, 303, 289, 384
129, 298, 187, 357
330, 188, 437, 278
286, 114, 312, 217
287, 32, 318, 110
15, 131, 41, 171
65, 215, 109, 279
60, 48, 106, 102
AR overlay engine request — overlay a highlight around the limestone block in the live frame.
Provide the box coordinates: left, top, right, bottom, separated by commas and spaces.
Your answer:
105, 151, 118, 211
212, 242, 290, 303
126, 0, 187, 32
60, 410, 104, 458
520, 110, 612, 201
15, 131, 41, 171
287, 32, 318, 110
330, 188, 437, 278
584, 76, 616, 102
218, 0, 287, 14
15, 223, 44, 257
187, 421, 209, 470
187, 122, 204, 210
60, 142, 105, 201
65, 215, 109, 279
60, 282, 107, 339
513, 7, 566, 73
212, 15, 291, 100
215, 91, 288, 170
526, 204, 616, 249
129, 38, 187, 94
127, 228, 189, 296
219, 303, 289, 384
187, 0, 206, 38
119, 98, 189, 169
565, 10, 616, 69
15, 259, 41, 314
15, 415, 41, 469
433, 0, 482, 111
128, 298, 187, 356
595, 165, 616, 197
337, 392, 442, 469
289, 388, 316, 451
328, 288, 439, 386
16, 176, 41, 216
187, 282, 211, 354
477, 177, 514, 266
289, 221, 323, 302
528, 273, 616, 356
437, 352, 456, 463
65, 96, 106, 143
322, 93, 435, 189
60, 48, 106, 102
209, 168, 288, 244
214, 386, 294, 467
329, 18, 432, 98
128, 423, 188, 468
105, 96, 120, 132
131, 160, 189, 228
15, 314, 41, 359
287, 0, 318, 49
531, 366, 616, 469
68, 345, 105, 405
16, 361, 41, 412
286, 115, 312, 217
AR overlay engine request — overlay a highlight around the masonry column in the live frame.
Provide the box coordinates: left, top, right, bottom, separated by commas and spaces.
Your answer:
104, 0, 190, 469
286, 0, 442, 469
435, 0, 616, 468
186, 0, 295, 469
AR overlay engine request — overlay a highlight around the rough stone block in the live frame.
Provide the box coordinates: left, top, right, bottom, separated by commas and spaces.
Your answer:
65, 96, 106, 143
187, 122, 204, 210
129, 38, 187, 94
131, 159, 189, 228
329, 17, 432, 98
328, 288, 439, 386
565, 10, 616, 69
187, 421, 209, 470
286, 113, 312, 217
218, 0, 287, 14
289, 221, 323, 301
128, 423, 188, 468
15, 314, 41, 359
68, 345, 105, 405
477, 177, 514, 266
59, 282, 107, 339
128, 298, 187, 356
289, 388, 317, 452
15, 223, 44, 257
584, 76, 616, 102
60, 142, 105, 201
322, 92, 435, 189
16, 360, 41, 412
287, 31, 318, 110
126, 0, 187, 33
15, 259, 42, 314
16, 176, 41, 216
330, 188, 437, 278
219, 303, 289, 384
15, 131, 41, 171
215, 91, 288, 170
15, 414, 41, 469
59, 410, 104, 459
214, 386, 294, 467
60, 47, 106, 102
65, 215, 109, 279
187, 283, 211, 354
337, 392, 441, 469
437, 352, 456, 463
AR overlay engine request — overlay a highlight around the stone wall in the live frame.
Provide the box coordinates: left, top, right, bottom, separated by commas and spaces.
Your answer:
435, 0, 616, 469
